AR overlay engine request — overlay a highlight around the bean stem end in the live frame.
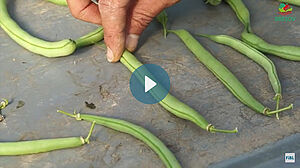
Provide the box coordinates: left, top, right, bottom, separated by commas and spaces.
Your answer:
266, 104, 293, 115
84, 121, 96, 144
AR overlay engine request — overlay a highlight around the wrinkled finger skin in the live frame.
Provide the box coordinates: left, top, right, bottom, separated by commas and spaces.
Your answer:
67, 0, 179, 62
67, 0, 102, 25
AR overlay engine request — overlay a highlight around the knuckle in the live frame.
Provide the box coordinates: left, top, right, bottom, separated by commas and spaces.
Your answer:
132, 11, 153, 30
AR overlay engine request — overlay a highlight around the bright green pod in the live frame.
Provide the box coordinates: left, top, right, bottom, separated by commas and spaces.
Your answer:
278, 0, 300, 6
241, 31, 300, 61
47, 0, 67, 6
0, 137, 85, 156
0, 0, 76, 57
58, 110, 182, 168
75, 27, 104, 48
0, 122, 95, 156
225, 0, 252, 33
120, 50, 238, 133
197, 34, 282, 105
169, 29, 292, 116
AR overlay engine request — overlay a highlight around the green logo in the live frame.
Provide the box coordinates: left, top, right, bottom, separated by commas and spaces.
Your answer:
278, 3, 292, 15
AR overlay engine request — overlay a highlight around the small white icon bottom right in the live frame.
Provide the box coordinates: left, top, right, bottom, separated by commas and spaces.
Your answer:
285, 153, 295, 163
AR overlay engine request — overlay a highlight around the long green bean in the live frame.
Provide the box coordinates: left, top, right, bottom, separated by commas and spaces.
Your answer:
0, 0, 76, 57
196, 33, 283, 117
57, 110, 182, 168
118, 49, 238, 133
226, 0, 300, 61
0, 121, 95, 156
241, 30, 300, 61
224, 0, 252, 33
169, 29, 293, 116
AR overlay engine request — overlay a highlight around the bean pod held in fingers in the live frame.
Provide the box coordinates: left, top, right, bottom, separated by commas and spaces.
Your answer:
119, 49, 238, 133
57, 110, 182, 168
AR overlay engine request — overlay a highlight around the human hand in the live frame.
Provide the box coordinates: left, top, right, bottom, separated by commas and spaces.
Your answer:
67, 0, 179, 62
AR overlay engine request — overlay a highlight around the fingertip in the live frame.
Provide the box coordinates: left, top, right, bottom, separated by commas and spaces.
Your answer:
125, 34, 139, 52
106, 46, 122, 63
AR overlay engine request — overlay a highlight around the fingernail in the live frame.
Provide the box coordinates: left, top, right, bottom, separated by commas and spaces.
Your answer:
126, 34, 139, 52
107, 47, 114, 62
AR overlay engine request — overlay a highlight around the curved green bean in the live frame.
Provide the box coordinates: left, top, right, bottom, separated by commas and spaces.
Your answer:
224, 0, 252, 33
47, 0, 67, 6
278, 0, 300, 6
0, 121, 95, 156
0, 0, 76, 57
196, 34, 282, 112
241, 31, 300, 61
169, 29, 293, 116
205, 0, 222, 6
57, 110, 182, 168
119, 49, 238, 133
75, 27, 104, 48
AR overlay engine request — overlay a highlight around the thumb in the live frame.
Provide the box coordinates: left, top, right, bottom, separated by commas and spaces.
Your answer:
99, 0, 130, 62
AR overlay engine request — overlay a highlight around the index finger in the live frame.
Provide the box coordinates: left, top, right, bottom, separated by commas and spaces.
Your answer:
67, 0, 102, 25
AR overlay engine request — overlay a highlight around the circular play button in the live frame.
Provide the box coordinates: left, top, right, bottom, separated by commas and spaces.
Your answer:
130, 64, 170, 104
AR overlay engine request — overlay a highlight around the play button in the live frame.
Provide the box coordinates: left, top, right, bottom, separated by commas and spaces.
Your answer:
145, 76, 156, 92
130, 64, 170, 104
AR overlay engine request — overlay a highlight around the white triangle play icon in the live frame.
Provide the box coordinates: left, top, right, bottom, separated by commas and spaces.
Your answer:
145, 76, 157, 93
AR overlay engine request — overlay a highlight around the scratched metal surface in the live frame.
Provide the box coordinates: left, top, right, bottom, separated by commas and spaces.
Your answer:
0, 0, 299, 168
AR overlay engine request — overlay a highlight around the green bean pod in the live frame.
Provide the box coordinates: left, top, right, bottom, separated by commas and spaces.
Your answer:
47, 0, 68, 6
224, 0, 252, 33
278, 0, 300, 6
241, 31, 300, 61
74, 27, 104, 48
57, 110, 182, 168
119, 49, 238, 133
205, 0, 222, 6
196, 34, 282, 109
225, 0, 300, 61
0, 0, 76, 57
0, 121, 95, 156
169, 29, 292, 116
